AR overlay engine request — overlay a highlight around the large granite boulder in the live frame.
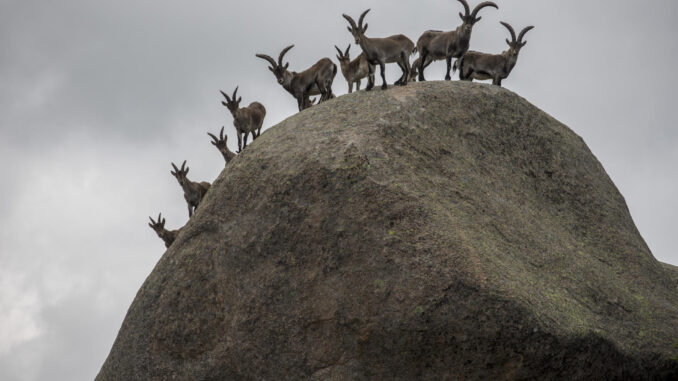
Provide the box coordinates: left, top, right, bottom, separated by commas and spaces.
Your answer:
97, 81, 678, 380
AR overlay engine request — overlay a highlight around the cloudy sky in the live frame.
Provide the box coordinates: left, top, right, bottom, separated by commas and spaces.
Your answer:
0, 0, 676, 379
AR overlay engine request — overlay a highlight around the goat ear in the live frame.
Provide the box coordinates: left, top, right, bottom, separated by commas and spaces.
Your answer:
521, 41, 527, 47
237, 96, 242, 103
474, 16, 481, 23
347, 26, 353, 33
459, 12, 465, 21
268, 66, 274, 72
221, 101, 228, 107
506, 38, 511, 46
362, 23, 368, 32
284, 63, 289, 69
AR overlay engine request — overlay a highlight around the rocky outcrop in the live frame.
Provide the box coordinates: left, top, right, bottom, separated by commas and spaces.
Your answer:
97, 81, 678, 380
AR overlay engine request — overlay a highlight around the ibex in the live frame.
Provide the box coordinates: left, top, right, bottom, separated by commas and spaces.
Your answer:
256, 45, 337, 111
334, 44, 374, 93
416, 0, 498, 81
148, 213, 181, 248
207, 126, 237, 165
456, 22, 534, 86
343, 9, 415, 90
170, 160, 211, 218
220, 87, 266, 152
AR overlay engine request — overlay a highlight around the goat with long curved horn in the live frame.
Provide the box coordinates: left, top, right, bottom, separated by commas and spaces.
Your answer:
416, 0, 498, 81
256, 45, 337, 111
343, 9, 415, 90
455, 22, 534, 87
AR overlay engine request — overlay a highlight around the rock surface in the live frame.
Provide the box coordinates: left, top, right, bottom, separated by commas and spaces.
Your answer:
97, 81, 678, 380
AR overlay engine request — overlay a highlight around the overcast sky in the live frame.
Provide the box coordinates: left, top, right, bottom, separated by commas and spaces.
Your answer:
0, 0, 676, 380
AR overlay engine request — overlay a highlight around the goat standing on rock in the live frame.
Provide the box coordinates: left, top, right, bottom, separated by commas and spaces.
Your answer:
335, 44, 374, 93
208, 126, 237, 165
416, 0, 498, 81
256, 45, 336, 111
220, 87, 266, 153
456, 22, 534, 87
170, 160, 211, 218
148, 213, 182, 248
343, 9, 415, 90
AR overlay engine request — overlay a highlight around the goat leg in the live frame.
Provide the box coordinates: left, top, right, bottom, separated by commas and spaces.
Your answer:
418, 51, 427, 81
402, 52, 410, 85
366, 63, 375, 91
379, 61, 387, 90
237, 132, 243, 153
445, 56, 453, 80
243, 131, 249, 149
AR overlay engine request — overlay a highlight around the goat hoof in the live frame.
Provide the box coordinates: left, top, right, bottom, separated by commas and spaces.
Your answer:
381, 84, 388, 90
445, 76, 451, 81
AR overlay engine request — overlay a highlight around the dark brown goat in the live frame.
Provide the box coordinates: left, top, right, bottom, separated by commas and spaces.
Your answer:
335, 44, 374, 93
256, 45, 337, 111
208, 126, 237, 165
170, 160, 210, 218
148, 213, 181, 248
220, 87, 266, 152
456, 22, 534, 86
416, 0, 498, 81
343, 9, 415, 90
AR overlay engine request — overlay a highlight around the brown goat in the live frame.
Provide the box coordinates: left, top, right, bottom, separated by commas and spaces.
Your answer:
456, 22, 534, 86
170, 160, 211, 218
416, 0, 498, 81
335, 44, 374, 93
220, 87, 266, 152
148, 213, 181, 248
343, 9, 415, 90
256, 45, 337, 111
207, 126, 237, 166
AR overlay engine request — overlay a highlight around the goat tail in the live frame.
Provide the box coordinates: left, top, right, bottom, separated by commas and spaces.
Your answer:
412, 47, 417, 56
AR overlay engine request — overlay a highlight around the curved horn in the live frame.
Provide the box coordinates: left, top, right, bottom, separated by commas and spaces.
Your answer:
334, 45, 344, 57
232, 86, 238, 102
500, 21, 517, 43
345, 44, 350, 56
149, 215, 156, 224
219, 90, 231, 103
342, 14, 358, 29
180, 160, 186, 172
457, 0, 471, 16
470, 1, 498, 19
207, 132, 218, 144
220, 126, 225, 140
358, 9, 370, 28
255, 53, 277, 68
278, 45, 294, 67
518, 25, 534, 43
171, 162, 179, 172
